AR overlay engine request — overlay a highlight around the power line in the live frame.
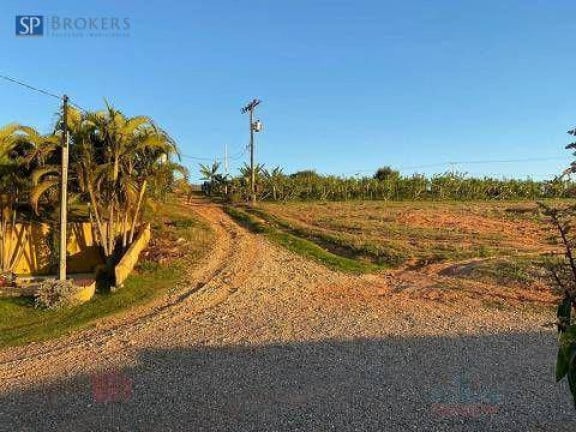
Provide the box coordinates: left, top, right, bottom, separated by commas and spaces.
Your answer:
441, 156, 567, 166
0, 72, 90, 114
2, 72, 567, 177
400, 156, 568, 170
0, 72, 248, 171
180, 154, 219, 162
67, 100, 89, 113
339, 156, 569, 176
181, 146, 247, 163
229, 147, 248, 161
0, 73, 247, 167
0, 73, 61, 100
398, 157, 568, 172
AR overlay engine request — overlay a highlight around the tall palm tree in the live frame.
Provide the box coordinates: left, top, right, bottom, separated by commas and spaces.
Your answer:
0, 124, 42, 271
80, 104, 179, 256
29, 104, 180, 263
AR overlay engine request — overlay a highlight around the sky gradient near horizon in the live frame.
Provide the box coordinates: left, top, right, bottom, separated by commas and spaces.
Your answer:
2, 0, 576, 181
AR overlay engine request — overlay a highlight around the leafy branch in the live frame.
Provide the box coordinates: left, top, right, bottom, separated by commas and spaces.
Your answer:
539, 202, 576, 407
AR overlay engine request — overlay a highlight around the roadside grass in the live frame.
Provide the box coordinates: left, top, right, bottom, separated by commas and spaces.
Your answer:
223, 206, 267, 234
224, 206, 381, 273
247, 207, 406, 266
0, 200, 214, 348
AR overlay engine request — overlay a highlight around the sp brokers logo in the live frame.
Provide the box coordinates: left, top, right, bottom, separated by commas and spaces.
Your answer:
16, 16, 43, 36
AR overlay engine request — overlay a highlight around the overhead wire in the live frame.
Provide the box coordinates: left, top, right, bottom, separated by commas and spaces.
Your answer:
339, 156, 569, 176
181, 145, 248, 163
0, 72, 91, 114
0, 73, 61, 100
2, 72, 570, 177
0, 72, 250, 167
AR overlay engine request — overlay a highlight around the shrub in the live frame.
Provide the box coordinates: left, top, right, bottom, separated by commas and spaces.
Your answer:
34, 279, 78, 310
539, 203, 576, 408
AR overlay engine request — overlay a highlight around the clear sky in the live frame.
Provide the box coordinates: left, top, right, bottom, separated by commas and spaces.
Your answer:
2, 0, 575, 181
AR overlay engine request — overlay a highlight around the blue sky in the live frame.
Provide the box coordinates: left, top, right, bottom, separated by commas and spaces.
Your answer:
2, 0, 576, 181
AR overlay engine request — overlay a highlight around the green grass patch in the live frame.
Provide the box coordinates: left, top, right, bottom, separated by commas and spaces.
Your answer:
224, 205, 381, 274
224, 206, 267, 234
0, 200, 214, 348
248, 206, 406, 266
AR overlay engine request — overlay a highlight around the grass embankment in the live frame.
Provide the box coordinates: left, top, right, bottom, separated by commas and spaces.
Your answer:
0, 201, 213, 348
248, 207, 405, 266
224, 206, 381, 274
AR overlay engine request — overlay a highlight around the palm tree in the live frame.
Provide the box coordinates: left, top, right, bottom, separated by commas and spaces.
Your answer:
30, 104, 180, 263
0, 124, 42, 271
82, 104, 179, 255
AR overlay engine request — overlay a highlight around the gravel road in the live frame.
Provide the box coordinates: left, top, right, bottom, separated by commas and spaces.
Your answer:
0, 200, 574, 431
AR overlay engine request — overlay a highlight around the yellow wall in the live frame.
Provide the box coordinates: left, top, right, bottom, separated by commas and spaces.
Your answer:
115, 224, 151, 287
5, 222, 105, 275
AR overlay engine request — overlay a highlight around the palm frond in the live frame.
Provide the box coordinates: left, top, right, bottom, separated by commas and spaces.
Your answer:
30, 178, 59, 214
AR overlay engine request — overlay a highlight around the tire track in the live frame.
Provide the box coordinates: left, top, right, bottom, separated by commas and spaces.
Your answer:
0, 199, 258, 384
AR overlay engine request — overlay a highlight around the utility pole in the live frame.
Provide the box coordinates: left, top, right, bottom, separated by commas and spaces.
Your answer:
59, 95, 69, 281
241, 98, 262, 205
249, 107, 255, 204
224, 143, 229, 176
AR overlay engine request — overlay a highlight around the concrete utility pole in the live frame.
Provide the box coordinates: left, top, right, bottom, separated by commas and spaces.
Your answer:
241, 98, 262, 205
59, 95, 69, 281
224, 143, 229, 176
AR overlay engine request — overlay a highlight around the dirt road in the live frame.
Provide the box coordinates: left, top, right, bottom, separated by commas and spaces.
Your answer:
0, 200, 574, 431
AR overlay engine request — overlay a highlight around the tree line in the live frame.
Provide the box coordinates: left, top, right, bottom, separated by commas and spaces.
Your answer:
199, 163, 575, 202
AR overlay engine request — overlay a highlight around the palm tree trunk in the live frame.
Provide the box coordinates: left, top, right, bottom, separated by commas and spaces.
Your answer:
108, 203, 115, 259
122, 165, 134, 249
108, 147, 123, 258
87, 182, 109, 257
129, 179, 147, 245
121, 210, 129, 250
0, 216, 6, 272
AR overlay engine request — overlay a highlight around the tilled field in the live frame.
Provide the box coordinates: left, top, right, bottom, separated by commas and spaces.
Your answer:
0, 200, 574, 431
260, 200, 555, 265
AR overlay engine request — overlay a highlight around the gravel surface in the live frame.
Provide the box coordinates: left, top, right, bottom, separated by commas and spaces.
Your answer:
0, 200, 575, 431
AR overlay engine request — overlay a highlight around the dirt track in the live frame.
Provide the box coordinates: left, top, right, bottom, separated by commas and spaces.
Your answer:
0, 199, 575, 431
